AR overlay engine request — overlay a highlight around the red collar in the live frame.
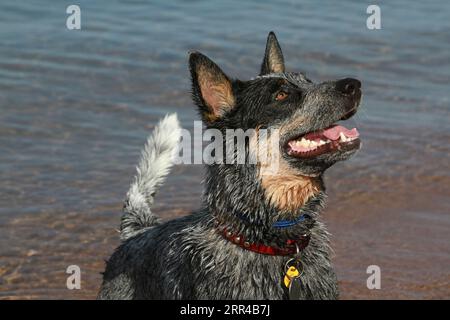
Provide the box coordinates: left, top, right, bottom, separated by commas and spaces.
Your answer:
221, 228, 310, 256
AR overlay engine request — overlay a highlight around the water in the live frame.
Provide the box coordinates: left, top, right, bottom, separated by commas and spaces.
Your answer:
0, 0, 449, 299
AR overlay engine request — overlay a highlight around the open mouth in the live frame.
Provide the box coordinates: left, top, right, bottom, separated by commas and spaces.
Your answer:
286, 124, 360, 158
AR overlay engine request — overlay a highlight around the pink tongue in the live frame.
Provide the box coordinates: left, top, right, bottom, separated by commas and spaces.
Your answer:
322, 125, 359, 140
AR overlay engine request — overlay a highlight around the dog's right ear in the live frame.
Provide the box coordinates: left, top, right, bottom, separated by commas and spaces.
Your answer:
260, 31, 285, 75
189, 51, 235, 124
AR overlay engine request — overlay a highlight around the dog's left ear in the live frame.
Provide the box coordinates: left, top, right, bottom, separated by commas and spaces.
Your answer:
260, 31, 285, 75
189, 51, 235, 124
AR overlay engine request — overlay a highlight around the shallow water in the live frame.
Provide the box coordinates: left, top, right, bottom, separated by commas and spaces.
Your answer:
0, 0, 449, 299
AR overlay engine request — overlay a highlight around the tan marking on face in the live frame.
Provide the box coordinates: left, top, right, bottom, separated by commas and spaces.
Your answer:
254, 116, 322, 211
260, 170, 321, 212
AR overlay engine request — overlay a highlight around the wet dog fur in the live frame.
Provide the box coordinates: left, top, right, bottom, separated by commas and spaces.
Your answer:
98, 32, 362, 300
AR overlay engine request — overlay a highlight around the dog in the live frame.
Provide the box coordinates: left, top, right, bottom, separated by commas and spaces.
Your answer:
98, 32, 362, 300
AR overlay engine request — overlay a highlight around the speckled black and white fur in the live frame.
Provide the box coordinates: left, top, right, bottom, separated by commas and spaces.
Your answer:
98, 32, 362, 300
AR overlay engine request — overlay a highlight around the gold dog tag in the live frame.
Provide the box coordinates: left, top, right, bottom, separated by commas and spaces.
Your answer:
284, 266, 300, 288
283, 258, 304, 299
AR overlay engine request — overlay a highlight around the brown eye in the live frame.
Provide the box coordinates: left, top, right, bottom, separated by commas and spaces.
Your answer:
275, 90, 289, 101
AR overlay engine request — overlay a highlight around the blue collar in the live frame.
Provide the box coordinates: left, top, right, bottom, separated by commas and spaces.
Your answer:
272, 214, 310, 228
237, 213, 311, 229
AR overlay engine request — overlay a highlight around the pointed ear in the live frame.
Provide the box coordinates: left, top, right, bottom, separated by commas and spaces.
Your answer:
189, 51, 235, 123
260, 31, 285, 75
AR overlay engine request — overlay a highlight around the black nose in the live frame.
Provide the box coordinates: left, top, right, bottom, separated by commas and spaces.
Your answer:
336, 78, 361, 96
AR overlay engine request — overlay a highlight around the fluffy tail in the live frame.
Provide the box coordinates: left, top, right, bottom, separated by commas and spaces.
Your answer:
120, 113, 181, 241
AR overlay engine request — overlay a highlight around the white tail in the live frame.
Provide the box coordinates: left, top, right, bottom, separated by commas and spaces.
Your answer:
120, 113, 181, 240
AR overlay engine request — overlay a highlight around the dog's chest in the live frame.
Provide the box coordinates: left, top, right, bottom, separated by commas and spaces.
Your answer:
159, 218, 338, 300
190, 251, 286, 299
187, 242, 337, 300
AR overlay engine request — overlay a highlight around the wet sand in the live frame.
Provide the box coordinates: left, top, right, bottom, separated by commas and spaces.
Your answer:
1, 0, 449, 299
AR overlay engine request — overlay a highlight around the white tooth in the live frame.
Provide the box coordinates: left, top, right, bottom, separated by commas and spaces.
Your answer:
319, 140, 325, 146
300, 139, 309, 147
340, 132, 346, 142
